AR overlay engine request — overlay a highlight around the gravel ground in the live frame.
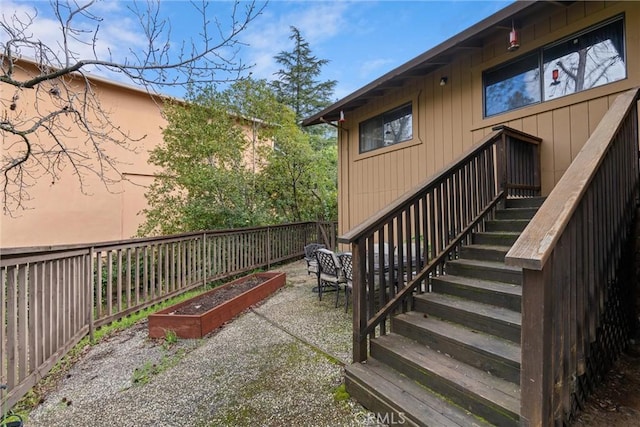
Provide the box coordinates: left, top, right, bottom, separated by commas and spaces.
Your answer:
27, 260, 370, 427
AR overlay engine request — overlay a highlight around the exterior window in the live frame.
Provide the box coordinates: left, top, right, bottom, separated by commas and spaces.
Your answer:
484, 17, 625, 117
485, 53, 540, 116
360, 103, 413, 153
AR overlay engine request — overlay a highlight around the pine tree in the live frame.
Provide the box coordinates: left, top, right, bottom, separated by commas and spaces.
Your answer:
271, 27, 337, 124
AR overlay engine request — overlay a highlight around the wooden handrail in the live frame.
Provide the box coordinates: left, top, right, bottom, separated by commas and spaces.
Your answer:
340, 130, 499, 243
505, 87, 640, 425
506, 88, 640, 270
340, 126, 541, 244
0, 221, 321, 256
344, 125, 542, 363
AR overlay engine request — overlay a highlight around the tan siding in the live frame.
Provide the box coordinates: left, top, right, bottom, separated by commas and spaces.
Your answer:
340, 1, 639, 233
569, 103, 590, 157
460, 56, 475, 151
537, 111, 555, 195
552, 107, 572, 184
588, 97, 610, 134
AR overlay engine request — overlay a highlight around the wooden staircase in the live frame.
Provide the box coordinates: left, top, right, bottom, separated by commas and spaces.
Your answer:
345, 197, 545, 427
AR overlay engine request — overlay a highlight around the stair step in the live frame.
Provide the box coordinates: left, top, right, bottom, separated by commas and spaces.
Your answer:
485, 219, 530, 232
413, 293, 521, 343
495, 207, 538, 220
431, 274, 521, 312
345, 358, 492, 427
473, 231, 521, 246
459, 244, 509, 262
446, 258, 522, 285
393, 312, 521, 384
371, 334, 521, 426
505, 197, 546, 209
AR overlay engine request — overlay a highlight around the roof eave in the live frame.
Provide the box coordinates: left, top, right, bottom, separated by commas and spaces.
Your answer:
302, 0, 541, 127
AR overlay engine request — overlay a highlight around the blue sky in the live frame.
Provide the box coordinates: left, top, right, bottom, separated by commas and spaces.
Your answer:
4, 0, 514, 101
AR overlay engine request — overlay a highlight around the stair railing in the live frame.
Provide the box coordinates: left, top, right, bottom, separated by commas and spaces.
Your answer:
340, 126, 541, 362
506, 87, 640, 426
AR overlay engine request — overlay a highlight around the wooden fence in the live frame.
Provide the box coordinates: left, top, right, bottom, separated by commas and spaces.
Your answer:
1, 221, 335, 409
507, 87, 640, 425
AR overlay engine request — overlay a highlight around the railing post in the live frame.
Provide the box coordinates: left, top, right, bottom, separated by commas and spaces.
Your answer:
352, 241, 367, 362
534, 142, 542, 196
520, 263, 554, 425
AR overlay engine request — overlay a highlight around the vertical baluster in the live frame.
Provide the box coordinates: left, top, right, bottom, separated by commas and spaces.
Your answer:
0, 267, 6, 385
117, 249, 123, 313
17, 265, 28, 382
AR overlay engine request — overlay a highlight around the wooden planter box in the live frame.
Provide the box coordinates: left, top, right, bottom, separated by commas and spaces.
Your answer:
148, 272, 286, 339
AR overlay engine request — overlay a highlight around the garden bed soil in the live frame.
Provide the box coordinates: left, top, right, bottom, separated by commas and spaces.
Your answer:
170, 276, 267, 315
148, 272, 286, 339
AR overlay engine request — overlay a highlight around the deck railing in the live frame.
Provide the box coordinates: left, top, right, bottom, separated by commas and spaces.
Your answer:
0, 221, 335, 409
339, 126, 541, 362
506, 87, 640, 425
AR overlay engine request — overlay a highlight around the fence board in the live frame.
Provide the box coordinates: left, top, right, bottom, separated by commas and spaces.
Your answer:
1, 221, 330, 409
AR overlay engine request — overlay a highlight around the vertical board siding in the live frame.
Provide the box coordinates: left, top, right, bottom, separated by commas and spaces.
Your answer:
342, 127, 540, 362
0, 221, 331, 409
339, 2, 638, 232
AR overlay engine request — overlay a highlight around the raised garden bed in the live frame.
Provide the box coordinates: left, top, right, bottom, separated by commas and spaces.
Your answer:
148, 271, 286, 339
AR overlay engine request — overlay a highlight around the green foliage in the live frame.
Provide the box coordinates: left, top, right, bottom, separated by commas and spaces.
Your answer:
138, 28, 342, 236
333, 383, 351, 402
258, 122, 337, 222
138, 86, 271, 236
162, 330, 178, 349
138, 77, 338, 236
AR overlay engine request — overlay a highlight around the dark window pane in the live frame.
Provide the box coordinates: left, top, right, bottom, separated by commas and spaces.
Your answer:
383, 104, 412, 146
359, 117, 384, 152
543, 18, 625, 100
360, 103, 412, 153
484, 53, 541, 117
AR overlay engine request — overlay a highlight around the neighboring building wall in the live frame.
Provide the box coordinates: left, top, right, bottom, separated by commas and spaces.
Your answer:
1, 64, 272, 248
1, 64, 166, 248
338, 1, 640, 235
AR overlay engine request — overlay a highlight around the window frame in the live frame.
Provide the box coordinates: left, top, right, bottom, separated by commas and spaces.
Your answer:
358, 102, 413, 154
483, 15, 626, 118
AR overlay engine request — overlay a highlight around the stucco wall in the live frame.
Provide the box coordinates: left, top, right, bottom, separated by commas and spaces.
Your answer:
338, 1, 640, 236
1, 65, 165, 247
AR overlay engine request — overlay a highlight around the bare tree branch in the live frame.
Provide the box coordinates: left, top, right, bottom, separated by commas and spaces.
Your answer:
1, 0, 266, 213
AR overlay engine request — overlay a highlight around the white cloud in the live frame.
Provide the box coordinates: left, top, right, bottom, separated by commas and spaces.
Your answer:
239, 1, 353, 82
1, 1, 146, 73
358, 58, 395, 80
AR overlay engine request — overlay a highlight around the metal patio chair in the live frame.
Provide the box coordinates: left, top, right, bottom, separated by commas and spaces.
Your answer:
304, 243, 326, 276
315, 248, 346, 306
338, 252, 353, 312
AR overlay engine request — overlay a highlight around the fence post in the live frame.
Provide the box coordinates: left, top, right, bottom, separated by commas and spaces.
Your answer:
88, 247, 95, 341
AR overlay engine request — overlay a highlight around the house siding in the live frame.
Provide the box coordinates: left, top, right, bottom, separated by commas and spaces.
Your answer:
338, 1, 639, 237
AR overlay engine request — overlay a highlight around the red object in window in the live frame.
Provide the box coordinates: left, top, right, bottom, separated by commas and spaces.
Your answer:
550, 68, 560, 86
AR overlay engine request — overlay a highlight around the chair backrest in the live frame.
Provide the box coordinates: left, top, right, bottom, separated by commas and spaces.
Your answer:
338, 253, 353, 281
304, 243, 326, 259
316, 248, 341, 276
